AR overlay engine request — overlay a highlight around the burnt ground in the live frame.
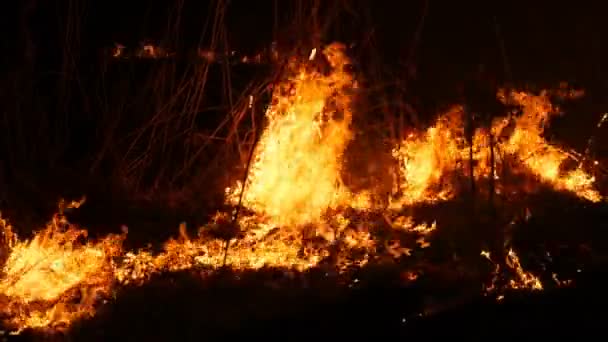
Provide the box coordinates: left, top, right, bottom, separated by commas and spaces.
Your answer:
5, 263, 607, 341
2, 192, 607, 341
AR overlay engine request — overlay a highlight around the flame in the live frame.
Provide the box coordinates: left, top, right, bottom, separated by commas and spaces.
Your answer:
505, 249, 543, 291
390, 107, 464, 206
0, 208, 433, 332
0, 43, 603, 334
116, 210, 433, 283
227, 43, 368, 226
499, 90, 600, 201
0, 203, 123, 332
390, 88, 602, 204
482, 248, 543, 296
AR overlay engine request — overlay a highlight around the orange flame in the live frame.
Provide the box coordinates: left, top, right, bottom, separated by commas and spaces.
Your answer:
0, 43, 603, 334
482, 248, 543, 296
227, 43, 369, 226
0, 204, 123, 332
390, 89, 602, 205
499, 90, 600, 201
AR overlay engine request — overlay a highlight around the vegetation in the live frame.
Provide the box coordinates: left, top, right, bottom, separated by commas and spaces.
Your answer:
1, 0, 607, 338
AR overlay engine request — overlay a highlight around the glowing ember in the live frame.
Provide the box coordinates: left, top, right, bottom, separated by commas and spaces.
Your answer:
482, 248, 543, 296
505, 249, 543, 291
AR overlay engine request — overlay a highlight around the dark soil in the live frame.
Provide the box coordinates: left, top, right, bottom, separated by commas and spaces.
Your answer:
4, 261, 606, 341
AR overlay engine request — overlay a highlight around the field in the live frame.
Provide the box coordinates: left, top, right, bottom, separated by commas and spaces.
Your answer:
2, 1, 608, 340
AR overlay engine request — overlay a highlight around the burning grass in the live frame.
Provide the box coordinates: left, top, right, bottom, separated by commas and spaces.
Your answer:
0, 200, 123, 333
225, 43, 371, 226
0, 42, 606, 335
390, 89, 601, 207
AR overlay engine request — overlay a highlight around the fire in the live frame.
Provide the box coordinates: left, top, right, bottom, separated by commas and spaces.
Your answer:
390, 88, 602, 205
505, 249, 543, 291
0, 45, 435, 334
499, 90, 600, 201
482, 248, 543, 297
226, 43, 368, 226
116, 210, 432, 284
0, 43, 604, 334
114, 215, 322, 285
0, 200, 123, 332
390, 107, 464, 206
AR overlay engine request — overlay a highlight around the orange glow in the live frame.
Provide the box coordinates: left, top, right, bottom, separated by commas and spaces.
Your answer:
482, 248, 543, 296
0, 43, 604, 334
499, 90, 600, 201
226, 43, 369, 226
0, 199, 123, 333
390, 89, 602, 205
390, 107, 464, 206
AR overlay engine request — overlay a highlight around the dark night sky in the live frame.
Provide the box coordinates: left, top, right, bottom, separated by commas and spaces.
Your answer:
1, 0, 607, 199
2, 1, 608, 97
0, 3, 604, 60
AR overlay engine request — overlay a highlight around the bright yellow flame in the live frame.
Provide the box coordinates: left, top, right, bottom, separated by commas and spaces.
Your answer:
0, 45, 602, 334
390, 107, 464, 206
499, 90, 601, 201
0, 204, 123, 332
227, 43, 367, 226
390, 88, 602, 205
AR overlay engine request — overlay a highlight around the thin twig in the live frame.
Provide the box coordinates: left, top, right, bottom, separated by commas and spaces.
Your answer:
222, 102, 258, 267
222, 60, 288, 266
